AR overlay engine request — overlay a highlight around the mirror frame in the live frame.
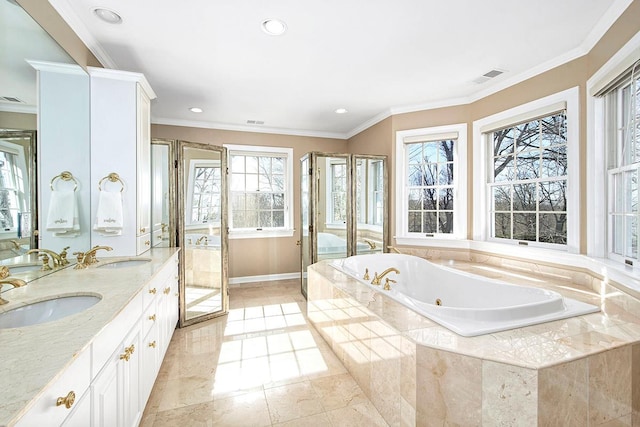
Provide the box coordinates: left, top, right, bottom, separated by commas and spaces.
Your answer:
150, 138, 177, 248
177, 140, 228, 328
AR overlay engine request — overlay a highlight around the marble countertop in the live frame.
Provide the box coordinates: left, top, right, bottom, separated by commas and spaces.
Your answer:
310, 258, 640, 370
0, 247, 179, 426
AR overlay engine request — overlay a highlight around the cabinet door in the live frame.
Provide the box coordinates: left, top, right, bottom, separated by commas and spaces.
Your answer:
92, 355, 120, 427
136, 85, 151, 240
122, 325, 143, 427
140, 325, 160, 406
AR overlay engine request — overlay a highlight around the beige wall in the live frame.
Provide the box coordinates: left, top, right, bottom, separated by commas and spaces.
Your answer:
0, 112, 36, 130
152, 124, 347, 278
26, 0, 640, 274
349, 0, 640, 254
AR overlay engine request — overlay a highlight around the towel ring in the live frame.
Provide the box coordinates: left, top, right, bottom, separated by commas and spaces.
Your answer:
98, 173, 124, 192
50, 171, 78, 191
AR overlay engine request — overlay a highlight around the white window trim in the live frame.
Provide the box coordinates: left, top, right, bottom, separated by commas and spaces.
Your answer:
472, 87, 580, 253
224, 144, 294, 239
395, 123, 467, 246
587, 30, 640, 259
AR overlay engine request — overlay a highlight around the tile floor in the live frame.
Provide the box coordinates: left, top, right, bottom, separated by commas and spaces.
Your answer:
140, 279, 388, 426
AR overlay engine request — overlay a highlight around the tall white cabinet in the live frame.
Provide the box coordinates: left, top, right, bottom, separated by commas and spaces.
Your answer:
88, 68, 156, 256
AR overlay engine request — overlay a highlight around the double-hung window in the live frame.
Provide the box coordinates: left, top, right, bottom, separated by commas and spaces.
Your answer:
489, 112, 568, 244
225, 144, 294, 238
600, 61, 640, 262
0, 142, 29, 237
473, 87, 579, 252
186, 160, 221, 226
395, 124, 467, 243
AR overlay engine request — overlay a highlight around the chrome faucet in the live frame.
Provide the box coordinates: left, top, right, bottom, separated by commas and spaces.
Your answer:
371, 267, 400, 285
0, 266, 27, 305
26, 248, 64, 268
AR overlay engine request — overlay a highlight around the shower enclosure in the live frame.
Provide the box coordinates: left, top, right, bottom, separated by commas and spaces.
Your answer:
300, 152, 388, 298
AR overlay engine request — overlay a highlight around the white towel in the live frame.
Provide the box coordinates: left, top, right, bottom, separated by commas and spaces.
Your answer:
46, 190, 80, 237
94, 191, 123, 236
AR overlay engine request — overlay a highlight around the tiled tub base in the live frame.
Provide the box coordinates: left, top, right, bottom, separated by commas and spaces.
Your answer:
307, 262, 640, 426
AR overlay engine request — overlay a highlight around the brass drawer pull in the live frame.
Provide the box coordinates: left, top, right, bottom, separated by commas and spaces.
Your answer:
163, 287, 170, 295
119, 344, 135, 361
140, 227, 146, 233
56, 391, 75, 409
149, 288, 157, 294
145, 240, 150, 246
149, 341, 156, 348
148, 314, 156, 321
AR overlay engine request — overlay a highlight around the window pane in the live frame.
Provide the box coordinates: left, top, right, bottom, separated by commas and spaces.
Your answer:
625, 170, 638, 212
513, 184, 536, 211
231, 156, 244, 173
423, 212, 437, 233
542, 146, 567, 177
273, 193, 284, 209
259, 193, 272, 209
494, 213, 511, 239
231, 193, 244, 210
493, 186, 511, 211
244, 210, 257, 227
246, 156, 258, 173
408, 189, 422, 210
273, 211, 285, 227
493, 128, 515, 156
514, 120, 539, 151
272, 174, 285, 192
438, 211, 453, 234
539, 213, 567, 244
231, 173, 244, 191
513, 213, 536, 241
539, 181, 566, 212
540, 113, 566, 147
259, 211, 272, 228
246, 193, 258, 210
625, 215, 637, 258
439, 162, 453, 185
614, 173, 624, 212
494, 155, 514, 182
407, 144, 422, 164
423, 188, 437, 210
272, 157, 284, 174
516, 150, 539, 180
423, 143, 438, 163
613, 215, 624, 255
438, 188, 454, 210
408, 212, 422, 232
246, 174, 258, 191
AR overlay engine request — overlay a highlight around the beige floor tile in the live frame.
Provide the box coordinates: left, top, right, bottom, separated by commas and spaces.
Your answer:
264, 381, 324, 424
311, 372, 369, 411
326, 401, 389, 426
272, 412, 332, 426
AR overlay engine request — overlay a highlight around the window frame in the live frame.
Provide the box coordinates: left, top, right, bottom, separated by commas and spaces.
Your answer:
224, 144, 294, 239
185, 159, 221, 229
395, 123, 467, 245
472, 87, 580, 253
0, 141, 29, 239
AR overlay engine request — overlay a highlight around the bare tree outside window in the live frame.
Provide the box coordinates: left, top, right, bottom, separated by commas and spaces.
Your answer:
406, 140, 455, 234
230, 154, 286, 229
191, 166, 221, 223
489, 112, 567, 244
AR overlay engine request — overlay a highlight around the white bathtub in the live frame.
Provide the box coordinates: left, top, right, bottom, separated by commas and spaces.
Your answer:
331, 253, 600, 336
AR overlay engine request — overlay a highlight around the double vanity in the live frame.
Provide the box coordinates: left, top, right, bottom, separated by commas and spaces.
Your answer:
0, 248, 179, 426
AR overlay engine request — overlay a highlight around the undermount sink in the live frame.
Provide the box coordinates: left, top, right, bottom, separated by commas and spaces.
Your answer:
0, 295, 101, 329
97, 258, 152, 269
5, 264, 42, 274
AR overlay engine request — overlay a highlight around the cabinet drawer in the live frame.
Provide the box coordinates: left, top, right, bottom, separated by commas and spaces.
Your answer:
16, 349, 91, 426
142, 302, 158, 338
136, 233, 151, 255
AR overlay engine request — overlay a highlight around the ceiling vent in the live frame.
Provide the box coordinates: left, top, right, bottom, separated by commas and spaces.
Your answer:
0, 96, 24, 103
246, 120, 265, 125
472, 69, 505, 84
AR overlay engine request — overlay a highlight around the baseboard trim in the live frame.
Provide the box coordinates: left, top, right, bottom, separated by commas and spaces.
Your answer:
229, 272, 300, 286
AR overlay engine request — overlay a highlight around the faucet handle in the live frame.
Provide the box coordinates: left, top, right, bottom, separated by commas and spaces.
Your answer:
0, 266, 9, 279
40, 254, 52, 271
383, 278, 396, 291
59, 247, 70, 265
72, 252, 87, 269
363, 268, 370, 281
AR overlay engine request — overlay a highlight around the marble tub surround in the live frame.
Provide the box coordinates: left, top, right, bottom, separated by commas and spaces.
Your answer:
307, 259, 640, 426
0, 247, 179, 426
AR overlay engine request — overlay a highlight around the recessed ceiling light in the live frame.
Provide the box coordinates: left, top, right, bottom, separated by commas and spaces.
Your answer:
93, 8, 122, 24
335, 108, 348, 114
189, 107, 203, 113
262, 19, 287, 36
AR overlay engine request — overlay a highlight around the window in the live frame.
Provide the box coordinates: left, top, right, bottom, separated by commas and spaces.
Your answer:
186, 160, 221, 226
473, 87, 579, 252
329, 161, 348, 224
395, 124, 467, 243
602, 61, 640, 261
489, 111, 568, 244
0, 143, 29, 237
225, 144, 294, 238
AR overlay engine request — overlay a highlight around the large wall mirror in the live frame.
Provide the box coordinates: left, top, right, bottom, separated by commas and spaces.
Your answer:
0, 1, 90, 268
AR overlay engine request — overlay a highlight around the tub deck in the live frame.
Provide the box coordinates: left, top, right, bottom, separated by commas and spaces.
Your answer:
307, 256, 640, 426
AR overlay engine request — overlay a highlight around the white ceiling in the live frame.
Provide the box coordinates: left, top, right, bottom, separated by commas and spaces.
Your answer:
49, 0, 631, 139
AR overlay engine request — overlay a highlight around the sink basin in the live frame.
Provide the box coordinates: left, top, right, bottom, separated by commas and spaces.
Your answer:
0, 295, 101, 329
98, 259, 151, 269
5, 264, 42, 273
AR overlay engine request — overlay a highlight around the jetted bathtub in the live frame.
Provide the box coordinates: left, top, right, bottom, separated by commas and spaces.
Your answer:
331, 253, 600, 336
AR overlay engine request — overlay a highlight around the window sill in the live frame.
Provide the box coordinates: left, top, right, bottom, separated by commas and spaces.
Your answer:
229, 229, 295, 239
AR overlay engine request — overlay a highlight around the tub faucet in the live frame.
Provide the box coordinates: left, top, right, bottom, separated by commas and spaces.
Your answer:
371, 267, 399, 285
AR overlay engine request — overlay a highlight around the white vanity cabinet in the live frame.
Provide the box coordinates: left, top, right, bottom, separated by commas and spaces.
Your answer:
88, 67, 157, 256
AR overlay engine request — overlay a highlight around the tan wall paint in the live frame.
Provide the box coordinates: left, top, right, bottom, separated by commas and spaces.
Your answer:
16, 0, 101, 69
152, 124, 347, 278
0, 112, 36, 130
